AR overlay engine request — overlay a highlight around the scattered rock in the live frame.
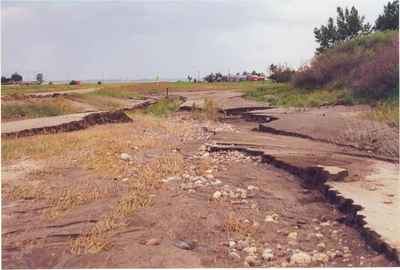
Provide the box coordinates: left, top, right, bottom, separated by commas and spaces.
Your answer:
243, 246, 257, 255
174, 240, 196, 250
247, 185, 259, 191
320, 221, 330, 226
288, 231, 298, 240
212, 179, 222, 185
244, 255, 258, 267
315, 233, 324, 239
213, 191, 222, 200
290, 251, 312, 266
120, 153, 132, 161
265, 213, 279, 223
262, 248, 274, 261
317, 242, 326, 251
229, 251, 241, 260
146, 238, 161, 246
228, 240, 236, 248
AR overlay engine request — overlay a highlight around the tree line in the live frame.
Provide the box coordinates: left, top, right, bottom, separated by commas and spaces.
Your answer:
314, 0, 398, 53
1, 72, 44, 85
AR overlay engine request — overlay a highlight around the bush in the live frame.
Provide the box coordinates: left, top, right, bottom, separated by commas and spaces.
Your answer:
268, 64, 295, 83
351, 37, 398, 97
292, 30, 399, 99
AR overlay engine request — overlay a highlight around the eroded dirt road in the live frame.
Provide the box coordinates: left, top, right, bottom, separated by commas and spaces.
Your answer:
2, 90, 399, 268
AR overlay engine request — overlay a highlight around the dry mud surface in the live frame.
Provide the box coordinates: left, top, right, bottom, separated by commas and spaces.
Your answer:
1, 90, 399, 268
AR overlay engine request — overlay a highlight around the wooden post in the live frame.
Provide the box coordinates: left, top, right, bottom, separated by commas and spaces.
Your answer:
166, 87, 169, 98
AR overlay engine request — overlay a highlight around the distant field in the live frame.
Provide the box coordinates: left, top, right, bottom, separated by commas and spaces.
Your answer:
1, 84, 98, 96
1, 81, 266, 96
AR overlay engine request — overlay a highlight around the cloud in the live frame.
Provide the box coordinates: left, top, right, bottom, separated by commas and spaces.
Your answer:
1, 0, 389, 81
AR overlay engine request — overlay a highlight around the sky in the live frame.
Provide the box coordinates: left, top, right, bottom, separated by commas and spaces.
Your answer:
1, 0, 389, 81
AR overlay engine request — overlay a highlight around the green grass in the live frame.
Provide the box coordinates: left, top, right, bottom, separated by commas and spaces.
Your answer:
1, 102, 75, 120
244, 81, 348, 107
365, 97, 399, 128
88, 88, 145, 99
145, 98, 181, 117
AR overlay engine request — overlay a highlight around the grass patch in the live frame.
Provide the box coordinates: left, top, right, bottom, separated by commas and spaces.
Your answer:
244, 82, 348, 107
88, 88, 145, 99
1, 100, 77, 120
145, 97, 181, 117
365, 97, 399, 128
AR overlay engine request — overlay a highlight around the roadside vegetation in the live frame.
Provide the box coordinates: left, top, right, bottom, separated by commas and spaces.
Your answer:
88, 88, 145, 99
246, 1, 399, 128
144, 97, 182, 117
1, 99, 77, 121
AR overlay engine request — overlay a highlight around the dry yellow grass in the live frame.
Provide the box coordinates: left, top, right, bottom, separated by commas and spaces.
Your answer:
3, 114, 194, 255
4, 182, 47, 201
223, 211, 253, 237
2, 114, 194, 174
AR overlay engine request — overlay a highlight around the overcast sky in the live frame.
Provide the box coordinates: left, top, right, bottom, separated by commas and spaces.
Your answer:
1, 0, 388, 81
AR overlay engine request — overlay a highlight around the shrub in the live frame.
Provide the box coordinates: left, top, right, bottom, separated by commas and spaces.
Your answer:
351, 37, 399, 98
69, 80, 79, 85
292, 30, 399, 99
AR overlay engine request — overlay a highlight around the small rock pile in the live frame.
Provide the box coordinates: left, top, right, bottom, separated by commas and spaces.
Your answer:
227, 238, 276, 266
212, 184, 259, 204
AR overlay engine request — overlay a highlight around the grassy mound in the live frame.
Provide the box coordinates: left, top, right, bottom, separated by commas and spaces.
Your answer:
293, 31, 399, 100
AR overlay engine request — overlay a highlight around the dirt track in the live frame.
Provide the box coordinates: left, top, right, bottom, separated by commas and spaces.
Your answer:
1, 89, 399, 268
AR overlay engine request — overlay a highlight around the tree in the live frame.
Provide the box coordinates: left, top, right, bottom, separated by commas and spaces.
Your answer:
36, 73, 44, 84
1, 76, 9, 84
187, 75, 192, 82
11, 72, 23, 82
314, 6, 371, 53
375, 0, 399, 31
268, 64, 295, 83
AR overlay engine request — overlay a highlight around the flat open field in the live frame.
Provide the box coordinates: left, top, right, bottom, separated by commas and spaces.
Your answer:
1, 84, 399, 268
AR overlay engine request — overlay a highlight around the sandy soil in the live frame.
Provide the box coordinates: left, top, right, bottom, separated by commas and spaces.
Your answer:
1, 90, 398, 268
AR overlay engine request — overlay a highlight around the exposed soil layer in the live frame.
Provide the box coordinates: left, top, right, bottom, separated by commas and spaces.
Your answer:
2, 110, 132, 139
246, 106, 399, 161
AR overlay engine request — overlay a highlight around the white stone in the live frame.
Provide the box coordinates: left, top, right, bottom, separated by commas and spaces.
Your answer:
288, 232, 298, 240
262, 248, 274, 261
265, 213, 279, 223
229, 251, 241, 260
212, 191, 222, 200
290, 251, 312, 266
247, 185, 259, 191
120, 153, 132, 161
